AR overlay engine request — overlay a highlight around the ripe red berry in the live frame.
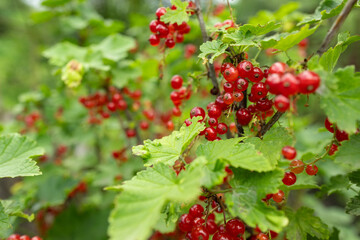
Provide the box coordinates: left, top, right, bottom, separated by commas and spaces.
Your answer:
208, 105, 222, 119
215, 95, 228, 110
171, 75, 183, 89
290, 160, 305, 174
205, 127, 217, 141
269, 62, 288, 75
272, 190, 285, 203
249, 67, 264, 82
306, 164, 318, 175
178, 24, 191, 34
206, 220, 218, 234
233, 91, 244, 102
278, 73, 299, 96
149, 20, 159, 33
155, 7, 167, 19
216, 123, 228, 135
166, 121, 174, 131
185, 118, 192, 126
149, 34, 160, 46
328, 144, 338, 156
251, 82, 268, 99
179, 213, 194, 232
223, 82, 234, 93
107, 102, 117, 112
176, 33, 184, 43
211, 200, 223, 213
126, 129, 136, 138
208, 117, 218, 127
223, 66, 239, 82
189, 204, 204, 218
274, 95, 290, 112
226, 219, 245, 237
256, 233, 269, 240
282, 172, 297, 185
265, 73, 282, 95
223, 92, 235, 105
155, 24, 169, 38
193, 217, 205, 226
19, 236, 30, 240
165, 38, 176, 48
213, 231, 233, 240
190, 107, 206, 121
235, 78, 248, 91
170, 91, 181, 103
324, 117, 335, 133
335, 129, 349, 142
255, 98, 272, 112
221, 62, 234, 73
139, 121, 149, 130
236, 108, 252, 125
7, 234, 21, 240
172, 107, 182, 117
191, 225, 209, 240
31, 237, 42, 240
237, 60, 253, 78
282, 146, 297, 160
297, 70, 320, 94
298, 38, 309, 48
117, 100, 127, 110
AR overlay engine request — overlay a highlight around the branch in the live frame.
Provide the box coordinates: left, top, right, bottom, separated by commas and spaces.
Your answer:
256, 111, 284, 138
195, 0, 220, 95
317, 0, 358, 55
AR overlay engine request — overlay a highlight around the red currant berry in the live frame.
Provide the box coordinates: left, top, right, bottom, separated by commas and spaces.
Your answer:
117, 100, 127, 110
217, 123, 228, 135
274, 95, 290, 112
335, 129, 349, 142
206, 220, 218, 234
237, 60, 253, 78
233, 91, 244, 102
324, 118, 335, 133
170, 91, 181, 103
178, 23, 191, 34
223, 82, 234, 93
247, 104, 257, 114
185, 118, 192, 126
208, 118, 218, 127
149, 34, 160, 46
215, 95, 228, 110
190, 107, 206, 121
107, 102, 117, 112
306, 164, 318, 175
19, 236, 30, 240
272, 190, 284, 203
255, 98, 272, 112
235, 78, 248, 91
269, 62, 288, 75
223, 92, 235, 105
328, 144, 338, 156
155, 7, 167, 19
298, 38, 309, 48
249, 67, 264, 83
189, 204, 204, 218
290, 160, 305, 174
208, 105, 222, 119
223, 66, 239, 82
211, 201, 223, 213
213, 231, 233, 240
166, 121, 174, 131
256, 233, 269, 240
236, 108, 252, 125
282, 172, 297, 186
205, 127, 217, 141
265, 73, 281, 94
282, 146, 297, 160
165, 38, 176, 48
143, 109, 155, 121
31, 237, 42, 240
221, 62, 234, 73
140, 120, 149, 130
171, 75, 183, 89
176, 33, 184, 43
251, 82, 268, 99
149, 20, 159, 33
191, 226, 209, 240
172, 107, 182, 117
126, 129, 136, 138
263, 68, 269, 78
297, 70, 320, 94
193, 217, 205, 226
226, 219, 245, 237
248, 93, 261, 103
7, 234, 20, 240
179, 213, 194, 232
155, 24, 169, 38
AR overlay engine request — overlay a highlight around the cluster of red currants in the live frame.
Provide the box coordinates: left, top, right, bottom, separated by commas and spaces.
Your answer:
266, 62, 321, 112
79, 92, 112, 124
149, 2, 195, 48
214, 19, 235, 29
170, 75, 192, 117
178, 204, 246, 240
17, 111, 41, 134
324, 117, 349, 155
7, 235, 42, 240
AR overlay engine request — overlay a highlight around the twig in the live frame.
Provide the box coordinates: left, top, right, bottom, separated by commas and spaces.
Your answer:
317, 0, 358, 55
195, 0, 220, 95
226, 0, 235, 23
256, 111, 284, 138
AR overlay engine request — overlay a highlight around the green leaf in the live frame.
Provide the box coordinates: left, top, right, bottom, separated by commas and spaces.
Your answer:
249, 2, 300, 25
285, 207, 330, 240
299, 0, 345, 25
348, 169, 360, 187
272, 24, 319, 51
346, 194, 360, 216
0, 200, 34, 222
43, 42, 87, 67
246, 127, 292, 168
283, 172, 320, 190
160, 0, 190, 24
320, 67, 360, 134
0, 134, 43, 178
108, 161, 204, 240
92, 34, 135, 62
226, 168, 287, 232
0, 202, 10, 238
319, 32, 360, 71
133, 117, 205, 167
41, 0, 71, 7
319, 175, 350, 196
238, 22, 281, 36
198, 40, 228, 64
31, 11, 56, 23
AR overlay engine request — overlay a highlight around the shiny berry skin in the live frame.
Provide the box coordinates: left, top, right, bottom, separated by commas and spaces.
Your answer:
217, 123, 228, 135
179, 24, 191, 34
155, 7, 167, 19
263, 68, 269, 78
208, 118, 218, 127
248, 93, 261, 102
31, 237, 42, 240
297, 70, 320, 94
223, 66, 239, 82
256, 233, 269, 240
236, 108, 252, 125
205, 127, 217, 141
155, 24, 169, 38
7, 235, 20, 240
223, 82, 234, 93
328, 144, 338, 156
224, 92, 235, 105
215, 95, 228, 110
117, 100, 127, 110
172, 107, 182, 117
107, 102, 117, 112
265, 73, 281, 94
149, 34, 160, 46
247, 104, 256, 114
165, 38, 176, 48
226, 219, 245, 237
149, 20, 159, 33
282, 172, 297, 185
278, 73, 299, 96
179, 213, 194, 232
191, 226, 209, 240
208, 105, 222, 119
193, 217, 205, 226
335, 129, 349, 142
166, 120, 174, 131
290, 160, 305, 174
237, 60, 253, 78
235, 78, 248, 91
190, 107, 206, 121
171, 75, 183, 89
251, 82, 268, 99
269, 62, 287, 75
274, 95, 290, 112
189, 204, 204, 218
233, 91, 244, 102
249, 67, 264, 82
176, 33, 184, 43
324, 118, 335, 133
282, 146, 297, 160
306, 164, 318, 175
272, 190, 284, 203
140, 120, 149, 130
19, 236, 30, 240
206, 220, 218, 234
221, 62, 234, 73
213, 231, 233, 240
126, 129, 136, 138
255, 98, 272, 112
170, 91, 181, 103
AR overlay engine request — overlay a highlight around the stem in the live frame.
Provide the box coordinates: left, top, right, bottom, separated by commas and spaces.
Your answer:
195, 0, 220, 95
256, 111, 284, 138
317, 0, 358, 55
226, 0, 235, 23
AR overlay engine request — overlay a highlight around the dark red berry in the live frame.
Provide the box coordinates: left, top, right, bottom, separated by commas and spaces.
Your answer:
172, 107, 182, 117
249, 67, 264, 83
191, 225, 209, 240
221, 62, 234, 73
335, 129, 349, 142
213, 231, 232, 240
328, 144, 338, 156
272, 190, 284, 203
274, 95, 290, 112
190, 107, 206, 121
208, 105, 222, 119
223, 66, 239, 82
165, 38, 176, 48
189, 204, 204, 218
235, 78, 248, 91
282, 172, 297, 186
171, 75, 183, 89
107, 102, 117, 112
324, 118, 335, 133
206, 220, 218, 234
140, 121, 149, 130
225, 219, 245, 237
126, 129, 136, 138
217, 123, 228, 135
155, 7, 167, 19
236, 108, 252, 125
265, 73, 282, 95
282, 146, 296, 160
149, 34, 160, 46
278, 73, 299, 96
149, 20, 159, 33
251, 82, 268, 99
215, 95, 228, 110
208, 118, 218, 127
297, 71, 320, 94
237, 60, 253, 78
176, 33, 184, 43
193, 217, 205, 226
205, 127, 217, 141
255, 98, 272, 112
306, 164, 318, 175
269, 62, 288, 75
223, 82, 234, 93
179, 214, 194, 232
156, 24, 169, 38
